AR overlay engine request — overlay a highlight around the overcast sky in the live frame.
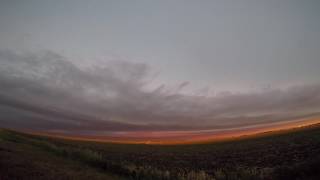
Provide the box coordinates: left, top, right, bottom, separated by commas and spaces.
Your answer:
0, 0, 320, 137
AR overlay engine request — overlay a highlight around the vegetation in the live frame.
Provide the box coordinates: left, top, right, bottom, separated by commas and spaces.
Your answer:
1, 124, 320, 179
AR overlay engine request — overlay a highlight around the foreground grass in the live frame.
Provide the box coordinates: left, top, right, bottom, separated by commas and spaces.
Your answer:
0, 130, 123, 180
1, 124, 320, 179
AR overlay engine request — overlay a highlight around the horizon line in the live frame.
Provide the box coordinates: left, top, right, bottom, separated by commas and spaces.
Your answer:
8, 116, 320, 145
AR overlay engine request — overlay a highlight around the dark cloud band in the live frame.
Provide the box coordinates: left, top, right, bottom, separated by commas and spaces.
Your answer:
0, 50, 319, 135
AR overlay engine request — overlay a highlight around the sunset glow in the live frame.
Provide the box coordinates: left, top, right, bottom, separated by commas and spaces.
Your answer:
1, 0, 320, 146
28, 117, 320, 145
1, 1, 320, 179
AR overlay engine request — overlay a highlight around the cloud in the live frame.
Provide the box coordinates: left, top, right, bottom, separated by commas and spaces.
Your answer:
0, 49, 320, 135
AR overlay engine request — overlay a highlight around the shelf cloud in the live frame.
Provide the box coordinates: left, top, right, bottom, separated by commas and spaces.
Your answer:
0, 50, 319, 135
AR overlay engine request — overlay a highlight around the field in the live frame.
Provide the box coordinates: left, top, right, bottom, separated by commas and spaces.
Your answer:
1, 125, 320, 180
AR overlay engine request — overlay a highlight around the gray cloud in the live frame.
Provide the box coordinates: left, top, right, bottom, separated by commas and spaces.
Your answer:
0, 50, 319, 135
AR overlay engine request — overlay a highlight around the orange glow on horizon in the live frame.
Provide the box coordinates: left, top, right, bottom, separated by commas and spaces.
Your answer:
26, 117, 320, 145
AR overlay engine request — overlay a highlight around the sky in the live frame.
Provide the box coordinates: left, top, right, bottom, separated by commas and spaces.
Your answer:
0, 0, 320, 141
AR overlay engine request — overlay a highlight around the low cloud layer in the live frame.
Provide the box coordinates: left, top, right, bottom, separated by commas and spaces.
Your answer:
0, 50, 320, 135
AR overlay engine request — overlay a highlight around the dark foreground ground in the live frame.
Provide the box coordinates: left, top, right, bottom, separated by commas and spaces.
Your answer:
1, 125, 320, 180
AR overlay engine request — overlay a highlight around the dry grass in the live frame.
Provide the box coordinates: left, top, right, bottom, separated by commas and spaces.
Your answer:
1, 124, 320, 180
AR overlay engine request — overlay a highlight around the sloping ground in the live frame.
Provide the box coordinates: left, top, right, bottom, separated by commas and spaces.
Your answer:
0, 130, 123, 180
1, 124, 320, 180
